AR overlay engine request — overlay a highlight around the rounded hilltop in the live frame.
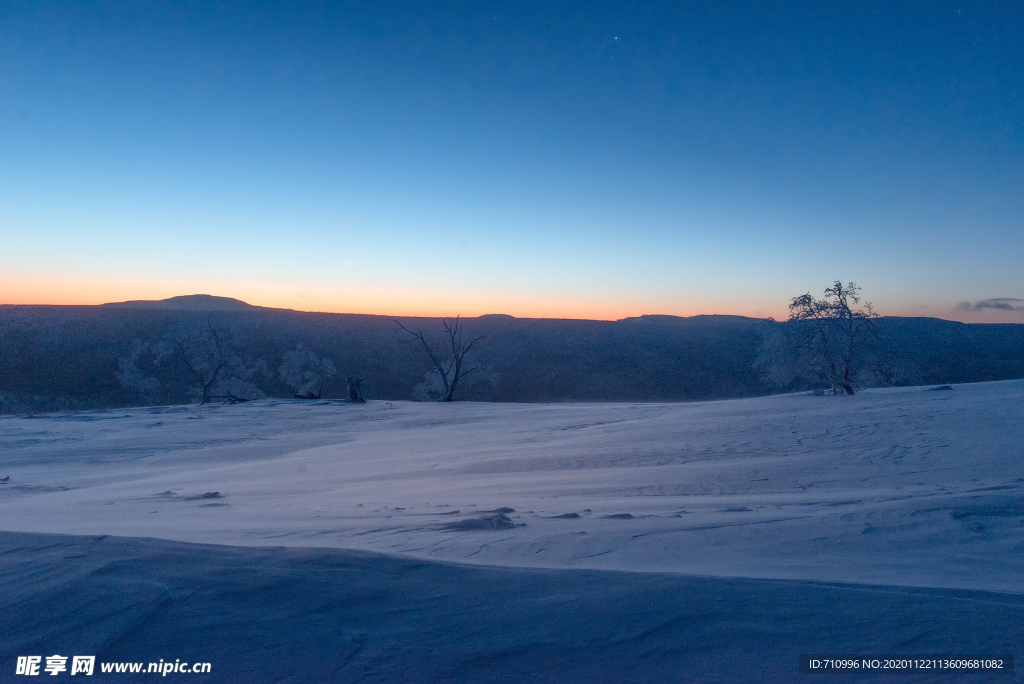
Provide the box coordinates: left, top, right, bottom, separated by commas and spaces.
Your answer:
101, 294, 257, 312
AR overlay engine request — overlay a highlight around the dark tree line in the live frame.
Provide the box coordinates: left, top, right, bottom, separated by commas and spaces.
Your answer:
4, 303, 1024, 413
116, 315, 488, 406
118, 318, 341, 405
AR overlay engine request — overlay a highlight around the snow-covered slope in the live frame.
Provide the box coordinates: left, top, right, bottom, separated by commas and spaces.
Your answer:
3, 381, 1022, 593
3, 530, 1020, 683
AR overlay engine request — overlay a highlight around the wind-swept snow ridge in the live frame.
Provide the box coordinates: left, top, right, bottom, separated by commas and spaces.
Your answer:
3, 531, 1021, 682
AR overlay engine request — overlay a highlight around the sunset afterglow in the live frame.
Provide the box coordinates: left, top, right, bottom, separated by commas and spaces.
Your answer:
2, 2, 1021, 323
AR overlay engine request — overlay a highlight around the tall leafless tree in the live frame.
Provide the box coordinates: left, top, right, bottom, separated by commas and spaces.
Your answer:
394, 316, 483, 402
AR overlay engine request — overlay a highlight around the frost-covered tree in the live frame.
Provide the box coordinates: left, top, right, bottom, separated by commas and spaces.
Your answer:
168, 320, 265, 403
119, 319, 265, 405
279, 345, 336, 399
775, 281, 880, 395
117, 339, 166, 404
753, 326, 804, 391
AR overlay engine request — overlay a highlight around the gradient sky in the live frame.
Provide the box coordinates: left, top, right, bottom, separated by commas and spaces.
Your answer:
1, 1, 1022, 321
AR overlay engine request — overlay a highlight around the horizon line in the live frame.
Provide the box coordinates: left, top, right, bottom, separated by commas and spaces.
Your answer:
1, 293, 1019, 326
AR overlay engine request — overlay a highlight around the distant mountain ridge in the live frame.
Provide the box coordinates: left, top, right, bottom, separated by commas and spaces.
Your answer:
101, 294, 257, 311
97, 298, 764, 323
1, 301, 1023, 412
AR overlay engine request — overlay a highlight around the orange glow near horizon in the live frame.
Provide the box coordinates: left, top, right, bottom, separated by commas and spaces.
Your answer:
0, 292, 720, 321
3, 276, 1022, 324
1, 275, 774, 320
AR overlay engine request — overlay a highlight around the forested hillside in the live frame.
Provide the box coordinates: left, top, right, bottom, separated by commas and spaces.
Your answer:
1, 301, 1022, 413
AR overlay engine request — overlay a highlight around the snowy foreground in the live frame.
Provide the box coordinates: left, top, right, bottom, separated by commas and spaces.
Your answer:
2, 381, 1023, 681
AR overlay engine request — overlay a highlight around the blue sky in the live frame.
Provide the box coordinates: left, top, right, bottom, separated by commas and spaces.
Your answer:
1, 1, 1022, 320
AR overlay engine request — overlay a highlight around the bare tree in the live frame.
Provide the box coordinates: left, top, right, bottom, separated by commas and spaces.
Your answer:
787, 281, 878, 395
394, 316, 483, 402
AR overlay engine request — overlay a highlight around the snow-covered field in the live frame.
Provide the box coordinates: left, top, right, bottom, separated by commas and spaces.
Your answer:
3, 381, 1023, 681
